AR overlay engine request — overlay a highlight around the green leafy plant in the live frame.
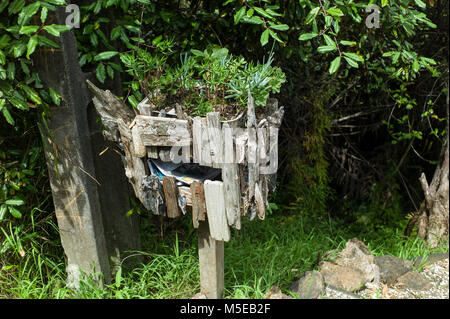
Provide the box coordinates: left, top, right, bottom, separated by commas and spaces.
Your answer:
120, 44, 286, 117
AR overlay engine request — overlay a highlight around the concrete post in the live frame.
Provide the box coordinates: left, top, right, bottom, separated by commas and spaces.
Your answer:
34, 7, 140, 287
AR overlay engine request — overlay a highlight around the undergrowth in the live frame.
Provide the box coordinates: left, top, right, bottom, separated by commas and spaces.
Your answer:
0, 210, 447, 299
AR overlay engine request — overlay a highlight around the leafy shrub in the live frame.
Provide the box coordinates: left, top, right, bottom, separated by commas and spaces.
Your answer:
120, 44, 286, 117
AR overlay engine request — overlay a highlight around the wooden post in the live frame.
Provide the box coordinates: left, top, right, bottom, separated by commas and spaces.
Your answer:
198, 221, 224, 299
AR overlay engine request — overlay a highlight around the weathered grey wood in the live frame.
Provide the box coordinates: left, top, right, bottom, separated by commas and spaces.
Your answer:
175, 103, 188, 120
87, 80, 135, 143
135, 115, 191, 147
147, 146, 159, 159
234, 128, 248, 164
247, 92, 259, 204
137, 100, 159, 158
190, 181, 206, 228
131, 124, 146, 158
140, 175, 166, 215
117, 119, 147, 203
137, 98, 153, 116
178, 186, 192, 207
198, 221, 224, 299
239, 165, 250, 217
206, 112, 223, 168
258, 124, 270, 211
200, 118, 212, 166
204, 180, 230, 242
222, 123, 241, 230
192, 117, 202, 164
162, 176, 181, 218
254, 182, 265, 220
158, 147, 172, 162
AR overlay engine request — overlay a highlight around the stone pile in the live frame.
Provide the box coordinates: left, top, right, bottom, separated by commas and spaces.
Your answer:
265, 238, 448, 299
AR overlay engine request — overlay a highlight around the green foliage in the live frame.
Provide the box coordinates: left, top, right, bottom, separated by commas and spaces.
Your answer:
283, 91, 334, 216
0, 0, 68, 127
119, 44, 286, 117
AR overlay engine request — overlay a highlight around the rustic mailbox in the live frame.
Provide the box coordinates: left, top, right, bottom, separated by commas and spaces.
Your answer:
87, 80, 283, 298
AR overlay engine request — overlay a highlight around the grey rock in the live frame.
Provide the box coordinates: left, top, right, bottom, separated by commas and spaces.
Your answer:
320, 262, 366, 292
396, 271, 432, 291
374, 255, 413, 285
335, 238, 380, 283
411, 252, 450, 269
290, 271, 325, 299
265, 286, 293, 299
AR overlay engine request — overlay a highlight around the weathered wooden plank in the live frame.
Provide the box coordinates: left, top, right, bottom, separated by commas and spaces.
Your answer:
140, 175, 166, 215
258, 123, 270, 211
222, 123, 241, 230
87, 80, 135, 143
190, 181, 206, 229
162, 176, 180, 218
131, 125, 146, 158
137, 97, 152, 116
192, 117, 202, 164
158, 147, 171, 162
254, 182, 265, 220
234, 128, 248, 164
117, 119, 147, 203
247, 92, 259, 203
138, 100, 159, 157
204, 180, 230, 242
198, 221, 224, 299
178, 186, 192, 206
135, 115, 191, 147
206, 112, 223, 168
147, 146, 159, 159
200, 118, 212, 167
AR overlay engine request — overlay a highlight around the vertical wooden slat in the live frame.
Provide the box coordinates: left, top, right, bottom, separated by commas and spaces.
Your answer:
200, 118, 212, 167
204, 180, 230, 242
247, 92, 259, 204
192, 117, 202, 164
131, 125, 146, 158
222, 123, 241, 230
190, 181, 206, 228
162, 176, 180, 218
206, 112, 223, 168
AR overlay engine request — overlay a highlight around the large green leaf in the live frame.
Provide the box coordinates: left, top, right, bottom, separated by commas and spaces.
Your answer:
94, 51, 119, 61
26, 35, 38, 58
329, 56, 341, 74
96, 63, 106, 83
5, 199, 25, 206
299, 33, 318, 41
260, 29, 269, 46
17, 1, 41, 26
234, 6, 246, 24
305, 7, 320, 25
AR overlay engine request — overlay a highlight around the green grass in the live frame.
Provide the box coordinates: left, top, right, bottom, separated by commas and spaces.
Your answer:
0, 212, 448, 299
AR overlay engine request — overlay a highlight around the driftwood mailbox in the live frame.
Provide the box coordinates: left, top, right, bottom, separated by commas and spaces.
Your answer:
87, 80, 283, 298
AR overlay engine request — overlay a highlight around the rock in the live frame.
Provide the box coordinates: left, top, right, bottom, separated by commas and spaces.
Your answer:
396, 272, 432, 291
290, 271, 325, 299
190, 292, 207, 299
334, 238, 380, 283
320, 262, 366, 292
374, 255, 413, 285
411, 252, 450, 269
265, 286, 293, 299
